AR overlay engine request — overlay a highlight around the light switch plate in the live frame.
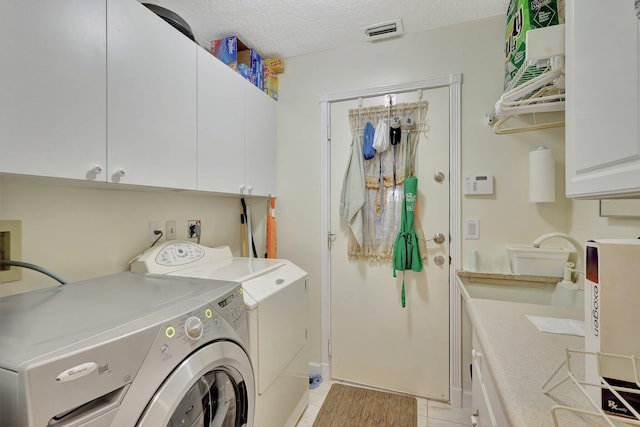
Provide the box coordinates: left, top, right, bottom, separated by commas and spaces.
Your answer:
465, 219, 480, 240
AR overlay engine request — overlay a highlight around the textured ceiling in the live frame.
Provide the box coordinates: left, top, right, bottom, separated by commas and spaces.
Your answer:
138, 0, 509, 58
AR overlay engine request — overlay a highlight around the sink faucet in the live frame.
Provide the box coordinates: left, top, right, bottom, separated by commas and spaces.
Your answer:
532, 232, 583, 281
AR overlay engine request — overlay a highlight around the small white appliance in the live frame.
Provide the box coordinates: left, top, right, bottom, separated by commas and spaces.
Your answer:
131, 241, 309, 427
0, 272, 254, 426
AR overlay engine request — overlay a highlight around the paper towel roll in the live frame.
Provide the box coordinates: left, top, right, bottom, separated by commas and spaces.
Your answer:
529, 146, 555, 203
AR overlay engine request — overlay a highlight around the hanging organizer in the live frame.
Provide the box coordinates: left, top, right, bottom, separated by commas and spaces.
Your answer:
543, 348, 640, 426
491, 23, 566, 134
344, 99, 429, 263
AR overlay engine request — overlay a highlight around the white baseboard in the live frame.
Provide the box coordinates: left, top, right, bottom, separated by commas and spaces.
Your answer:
450, 386, 464, 408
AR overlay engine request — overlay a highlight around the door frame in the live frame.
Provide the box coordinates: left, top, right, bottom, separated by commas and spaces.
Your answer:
319, 74, 463, 406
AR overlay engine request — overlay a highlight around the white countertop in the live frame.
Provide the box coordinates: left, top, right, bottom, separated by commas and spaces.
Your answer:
460, 278, 621, 426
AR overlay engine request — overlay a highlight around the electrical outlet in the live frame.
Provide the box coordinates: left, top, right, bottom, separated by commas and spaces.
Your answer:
149, 221, 163, 243
0, 220, 22, 283
166, 220, 177, 240
188, 220, 201, 239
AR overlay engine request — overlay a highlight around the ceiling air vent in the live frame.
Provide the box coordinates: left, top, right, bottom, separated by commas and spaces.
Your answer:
362, 19, 404, 41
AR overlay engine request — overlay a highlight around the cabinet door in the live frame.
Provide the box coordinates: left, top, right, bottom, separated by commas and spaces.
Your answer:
0, 0, 106, 180
471, 332, 508, 427
244, 86, 277, 197
107, 0, 197, 189
196, 48, 246, 193
566, 0, 640, 198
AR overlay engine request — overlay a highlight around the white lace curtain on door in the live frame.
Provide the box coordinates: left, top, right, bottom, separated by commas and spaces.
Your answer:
343, 101, 429, 262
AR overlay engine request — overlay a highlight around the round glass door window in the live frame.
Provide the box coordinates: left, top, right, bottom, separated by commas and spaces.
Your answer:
168, 368, 248, 427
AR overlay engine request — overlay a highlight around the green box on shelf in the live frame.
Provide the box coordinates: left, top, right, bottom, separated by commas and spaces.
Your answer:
504, 0, 560, 91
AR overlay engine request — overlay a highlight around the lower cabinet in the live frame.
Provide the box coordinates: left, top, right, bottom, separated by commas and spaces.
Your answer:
471, 331, 508, 427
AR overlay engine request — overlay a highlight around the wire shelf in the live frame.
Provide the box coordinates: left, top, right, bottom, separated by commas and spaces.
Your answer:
543, 348, 640, 426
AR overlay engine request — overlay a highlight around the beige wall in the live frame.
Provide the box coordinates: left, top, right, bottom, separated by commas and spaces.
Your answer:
276, 15, 640, 369
276, 14, 556, 370
0, 175, 268, 297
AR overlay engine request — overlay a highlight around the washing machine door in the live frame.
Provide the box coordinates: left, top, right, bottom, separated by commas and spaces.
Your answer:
137, 341, 254, 427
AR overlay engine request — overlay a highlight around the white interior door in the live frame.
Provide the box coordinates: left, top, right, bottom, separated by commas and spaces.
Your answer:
329, 87, 450, 400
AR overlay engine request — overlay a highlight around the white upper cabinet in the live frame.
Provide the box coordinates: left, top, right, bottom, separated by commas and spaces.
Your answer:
244, 84, 277, 197
565, 0, 640, 198
197, 48, 246, 194
1, 0, 275, 195
197, 48, 277, 196
0, 0, 107, 181
107, 0, 197, 189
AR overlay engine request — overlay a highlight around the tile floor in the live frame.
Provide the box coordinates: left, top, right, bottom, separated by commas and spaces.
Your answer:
295, 380, 473, 427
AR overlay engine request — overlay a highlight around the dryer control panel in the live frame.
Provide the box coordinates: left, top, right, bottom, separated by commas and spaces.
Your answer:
155, 242, 205, 267
131, 241, 233, 274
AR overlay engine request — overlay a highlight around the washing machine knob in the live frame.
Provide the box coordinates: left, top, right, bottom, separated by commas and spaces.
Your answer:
184, 316, 203, 340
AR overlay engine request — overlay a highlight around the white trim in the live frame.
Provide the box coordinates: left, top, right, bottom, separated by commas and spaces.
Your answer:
319, 99, 332, 379
449, 77, 463, 408
320, 74, 463, 404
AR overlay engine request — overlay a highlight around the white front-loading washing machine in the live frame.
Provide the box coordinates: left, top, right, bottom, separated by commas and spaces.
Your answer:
0, 272, 254, 427
131, 241, 309, 427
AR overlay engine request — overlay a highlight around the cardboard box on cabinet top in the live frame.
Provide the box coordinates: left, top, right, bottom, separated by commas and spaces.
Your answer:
211, 36, 263, 89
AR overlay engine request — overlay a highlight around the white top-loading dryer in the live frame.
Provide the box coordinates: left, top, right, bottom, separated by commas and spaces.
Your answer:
131, 241, 309, 427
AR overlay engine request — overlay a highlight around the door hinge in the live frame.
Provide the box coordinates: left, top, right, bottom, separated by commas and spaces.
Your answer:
328, 232, 336, 248
328, 339, 332, 357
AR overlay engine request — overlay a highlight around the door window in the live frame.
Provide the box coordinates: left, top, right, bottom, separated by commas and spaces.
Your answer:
168, 368, 248, 427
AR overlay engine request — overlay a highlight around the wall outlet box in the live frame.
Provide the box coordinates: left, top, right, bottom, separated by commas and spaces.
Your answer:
0, 220, 23, 283
464, 175, 494, 195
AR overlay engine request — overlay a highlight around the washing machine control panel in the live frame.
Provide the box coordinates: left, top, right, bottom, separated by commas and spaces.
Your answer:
160, 288, 246, 351
217, 288, 246, 328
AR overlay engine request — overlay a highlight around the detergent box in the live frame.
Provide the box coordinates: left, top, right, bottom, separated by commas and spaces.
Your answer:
263, 66, 278, 100
264, 57, 284, 74
211, 36, 263, 89
504, 0, 560, 91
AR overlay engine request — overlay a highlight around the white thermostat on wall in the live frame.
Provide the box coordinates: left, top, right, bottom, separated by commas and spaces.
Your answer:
464, 174, 494, 195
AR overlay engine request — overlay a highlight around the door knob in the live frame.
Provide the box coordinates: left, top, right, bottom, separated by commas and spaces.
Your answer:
427, 232, 446, 244
434, 255, 446, 266
433, 172, 445, 183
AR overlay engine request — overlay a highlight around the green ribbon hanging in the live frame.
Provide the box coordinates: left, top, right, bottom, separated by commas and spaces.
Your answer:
392, 132, 423, 308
